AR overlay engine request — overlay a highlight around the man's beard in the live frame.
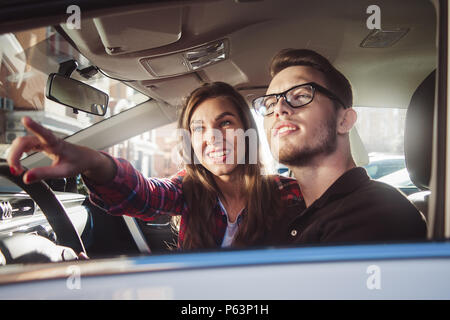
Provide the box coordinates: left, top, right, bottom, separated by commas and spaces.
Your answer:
276, 114, 338, 167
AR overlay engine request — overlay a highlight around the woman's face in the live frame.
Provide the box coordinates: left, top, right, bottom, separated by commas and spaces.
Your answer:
189, 96, 246, 178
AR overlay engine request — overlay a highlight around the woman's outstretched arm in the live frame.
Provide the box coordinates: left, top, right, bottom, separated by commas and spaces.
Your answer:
7, 116, 186, 220
7, 116, 116, 184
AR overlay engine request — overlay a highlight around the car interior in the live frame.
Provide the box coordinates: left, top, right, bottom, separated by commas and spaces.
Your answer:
0, 0, 440, 269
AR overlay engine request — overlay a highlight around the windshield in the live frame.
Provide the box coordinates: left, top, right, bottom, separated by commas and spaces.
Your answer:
0, 26, 148, 158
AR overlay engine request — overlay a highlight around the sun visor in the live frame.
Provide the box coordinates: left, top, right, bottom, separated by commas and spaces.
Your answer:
93, 7, 182, 55
139, 74, 202, 107
201, 59, 248, 87
238, 87, 267, 107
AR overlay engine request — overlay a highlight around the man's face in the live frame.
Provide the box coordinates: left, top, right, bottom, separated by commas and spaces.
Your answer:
263, 66, 338, 166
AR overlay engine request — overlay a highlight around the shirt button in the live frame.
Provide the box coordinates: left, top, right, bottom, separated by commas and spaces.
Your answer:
290, 229, 298, 237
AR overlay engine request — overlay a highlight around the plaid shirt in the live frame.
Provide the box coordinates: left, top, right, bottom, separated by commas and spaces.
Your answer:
84, 155, 303, 248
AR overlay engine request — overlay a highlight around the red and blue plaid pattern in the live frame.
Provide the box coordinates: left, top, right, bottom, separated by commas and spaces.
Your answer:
84, 155, 302, 247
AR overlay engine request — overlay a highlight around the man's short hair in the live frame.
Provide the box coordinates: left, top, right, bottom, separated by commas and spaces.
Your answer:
269, 49, 353, 108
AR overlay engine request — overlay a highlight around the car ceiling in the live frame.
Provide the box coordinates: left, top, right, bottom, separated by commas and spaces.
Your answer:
53, 0, 437, 111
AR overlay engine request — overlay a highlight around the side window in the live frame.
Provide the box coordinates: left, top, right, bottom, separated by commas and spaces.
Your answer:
99, 121, 182, 249
364, 163, 379, 178
103, 122, 180, 178
355, 107, 420, 196
355, 107, 407, 157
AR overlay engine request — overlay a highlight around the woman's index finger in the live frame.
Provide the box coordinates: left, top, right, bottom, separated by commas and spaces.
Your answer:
21, 116, 58, 146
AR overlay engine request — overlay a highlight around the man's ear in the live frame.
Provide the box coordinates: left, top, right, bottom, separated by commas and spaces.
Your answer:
337, 107, 357, 134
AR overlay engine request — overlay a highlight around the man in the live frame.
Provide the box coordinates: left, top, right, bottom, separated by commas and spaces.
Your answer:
253, 49, 426, 244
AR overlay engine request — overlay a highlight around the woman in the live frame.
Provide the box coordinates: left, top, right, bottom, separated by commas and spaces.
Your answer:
7, 82, 302, 250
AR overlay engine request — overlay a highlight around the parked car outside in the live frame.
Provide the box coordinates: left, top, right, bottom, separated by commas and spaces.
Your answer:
363, 154, 406, 180
377, 168, 420, 196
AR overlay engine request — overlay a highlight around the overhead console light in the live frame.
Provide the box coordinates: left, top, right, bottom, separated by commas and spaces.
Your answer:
360, 28, 409, 48
141, 39, 229, 78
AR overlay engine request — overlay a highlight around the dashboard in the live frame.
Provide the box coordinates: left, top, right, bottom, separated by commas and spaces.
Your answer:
0, 191, 90, 264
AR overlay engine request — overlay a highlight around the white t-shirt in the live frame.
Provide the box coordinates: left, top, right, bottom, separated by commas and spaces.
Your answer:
218, 198, 243, 247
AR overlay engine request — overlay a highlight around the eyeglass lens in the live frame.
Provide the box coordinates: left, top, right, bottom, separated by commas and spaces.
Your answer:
256, 85, 314, 115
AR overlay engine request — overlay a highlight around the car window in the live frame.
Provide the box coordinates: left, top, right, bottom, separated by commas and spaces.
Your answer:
355, 107, 410, 182
103, 121, 180, 178
364, 158, 406, 179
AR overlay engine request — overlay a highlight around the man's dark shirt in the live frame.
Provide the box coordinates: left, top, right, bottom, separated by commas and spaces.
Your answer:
274, 167, 427, 245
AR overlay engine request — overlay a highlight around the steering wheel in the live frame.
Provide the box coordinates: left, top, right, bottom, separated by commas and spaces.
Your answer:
0, 164, 85, 255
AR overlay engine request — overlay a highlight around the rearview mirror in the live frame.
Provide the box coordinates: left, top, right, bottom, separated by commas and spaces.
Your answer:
45, 73, 109, 116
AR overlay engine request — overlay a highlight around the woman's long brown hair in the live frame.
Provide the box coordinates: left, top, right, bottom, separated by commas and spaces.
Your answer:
177, 82, 281, 250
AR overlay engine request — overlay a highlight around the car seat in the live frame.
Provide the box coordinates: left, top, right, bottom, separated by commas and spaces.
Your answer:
404, 70, 435, 221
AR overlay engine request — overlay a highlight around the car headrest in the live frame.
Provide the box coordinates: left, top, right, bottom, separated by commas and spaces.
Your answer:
404, 70, 435, 190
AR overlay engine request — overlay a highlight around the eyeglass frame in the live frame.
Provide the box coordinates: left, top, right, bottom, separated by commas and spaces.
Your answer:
252, 82, 348, 116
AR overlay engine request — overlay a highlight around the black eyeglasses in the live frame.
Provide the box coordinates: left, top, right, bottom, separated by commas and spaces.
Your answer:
252, 82, 347, 116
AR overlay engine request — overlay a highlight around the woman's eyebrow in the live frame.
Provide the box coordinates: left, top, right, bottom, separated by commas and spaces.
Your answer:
190, 112, 236, 127
214, 111, 236, 121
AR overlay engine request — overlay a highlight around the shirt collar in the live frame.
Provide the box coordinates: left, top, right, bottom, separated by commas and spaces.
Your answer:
216, 197, 245, 223
313, 167, 370, 209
